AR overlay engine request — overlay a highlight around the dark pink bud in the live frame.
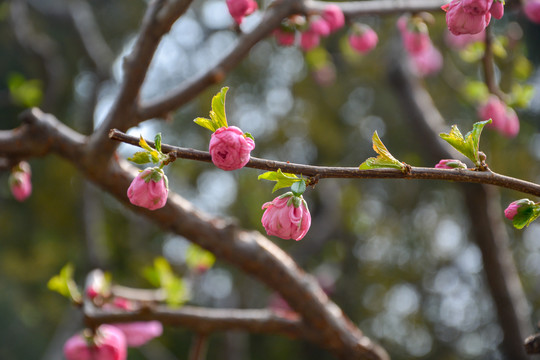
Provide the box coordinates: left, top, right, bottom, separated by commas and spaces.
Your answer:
435, 159, 467, 169
348, 24, 378, 54
524, 0, 540, 23
398, 17, 431, 55
490, 0, 504, 19
226, 0, 257, 24
273, 29, 295, 46
309, 17, 331, 36
321, 4, 345, 32
9, 161, 32, 202
261, 193, 311, 241
300, 30, 320, 51
63, 325, 127, 360
127, 167, 168, 210
504, 199, 534, 220
209, 126, 255, 170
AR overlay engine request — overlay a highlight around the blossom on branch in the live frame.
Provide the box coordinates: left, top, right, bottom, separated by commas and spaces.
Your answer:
348, 24, 378, 54
209, 126, 255, 171
64, 325, 127, 360
127, 167, 169, 210
9, 161, 32, 202
442, 0, 503, 35
261, 192, 311, 241
478, 95, 519, 137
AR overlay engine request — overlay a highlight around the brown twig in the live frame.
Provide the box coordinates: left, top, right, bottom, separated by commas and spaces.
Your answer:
189, 334, 208, 360
109, 128, 540, 198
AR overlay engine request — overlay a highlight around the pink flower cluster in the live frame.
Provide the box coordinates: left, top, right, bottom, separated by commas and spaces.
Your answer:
127, 167, 169, 210
273, 5, 345, 51
525, 0, 540, 23
442, 0, 504, 35
261, 192, 311, 241
209, 126, 255, 171
478, 95, 519, 137
398, 16, 442, 77
9, 161, 32, 202
226, 0, 257, 24
348, 24, 378, 54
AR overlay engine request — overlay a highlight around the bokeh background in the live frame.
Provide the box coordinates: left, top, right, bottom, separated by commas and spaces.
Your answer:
1, 0, 540, 359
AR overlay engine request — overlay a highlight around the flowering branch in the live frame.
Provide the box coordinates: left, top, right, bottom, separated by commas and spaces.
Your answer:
109, 128, 540, 198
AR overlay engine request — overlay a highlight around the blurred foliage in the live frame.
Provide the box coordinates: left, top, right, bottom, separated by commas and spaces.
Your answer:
1, 1, 540, 360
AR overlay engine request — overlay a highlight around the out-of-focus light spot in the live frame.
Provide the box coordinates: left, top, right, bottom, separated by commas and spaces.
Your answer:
432, 218, 463, 259
201, 269, 232, 299
201, 1, 233, 29
385, 283, 420, 317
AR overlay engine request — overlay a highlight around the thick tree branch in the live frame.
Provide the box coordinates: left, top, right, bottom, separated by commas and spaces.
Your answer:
109, 128, 540, 198
306, 0, 447, 16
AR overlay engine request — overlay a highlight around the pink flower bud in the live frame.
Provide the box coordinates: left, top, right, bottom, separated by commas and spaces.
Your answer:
273, 29, 295, 46
127, 167, 168, 210
410, 45, 443, 77
348, 24, 378, 54
64, 325, 127, 360
309, 17, 331, 36
9, 161, 32, 202
209, 126, 255, 170
321, 4, 345, 32
443, 0, 491, 35
490, 0, 504, 19
435, 159, 468, 169
478, 95, 520, 137
445, 30, 485, 49
397, 17, 431, 55
524, 0, 540, 23
504, 199, 534, 220
462, 0, 493, 15
112, 322, 163, 347
261, 193, 311, 241
226, 0, 258, 24
300, 30, 320, 51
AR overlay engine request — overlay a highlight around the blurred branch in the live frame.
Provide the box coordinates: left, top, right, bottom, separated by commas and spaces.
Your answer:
7, 108, 389, 360
138, 0, 304, 121
189, 334, 208, 360
86, 0, 194, 166
524, 332, 540, 354
109, 128, 540, 198
388, 58, 531, 360
482, 25, 507, 100
9, 0, 65, 111
306, 0, 447, 16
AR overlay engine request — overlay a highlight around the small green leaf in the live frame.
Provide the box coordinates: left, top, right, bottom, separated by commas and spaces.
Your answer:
143, 257, 188, 307
194, 117, 218, 132
258, 169, 301, 192
512, 204, 540, 230
291, 179, 306, 196
194, 87, 230, 132
185, 244, 216, 271
128, 151, 152, 165
139, 135, 154, 152
154, 133, 162, 153
359, 131, 405, 170
244, 132, 255, 141
8, 72, 43, 107
47, 263, 82, 303
439, 120, 490, 167
463, 81, 489, 103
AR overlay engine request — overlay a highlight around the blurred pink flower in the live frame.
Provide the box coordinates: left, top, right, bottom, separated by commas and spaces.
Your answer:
321, 4, 345, 32
273, 29, 295, 46
397, 17, 431, 55
490, 0, 505, 19
261, 193, 311, 241
209, 126, 255, 171
226, 0, 258, 24
348, 24, 378, 54
525, 0, 540, 23
127, 167, 168, 210
9, 161, 32, 202
410, 44, 443, 77
445, 30, 485, 49
309, 17, 331, 36
112, 322, 163, 347
64, 325, 127, 360
478, 95, 520, 137
300, 30, 320, 51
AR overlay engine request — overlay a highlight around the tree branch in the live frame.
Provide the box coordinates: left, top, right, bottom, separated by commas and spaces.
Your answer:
109, 128, 540, 198
306, 0, 447, 16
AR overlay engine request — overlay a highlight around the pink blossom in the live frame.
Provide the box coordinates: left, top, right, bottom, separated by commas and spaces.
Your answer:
490, 0, 505, 19
445, 30, 485, 49
300, 30, 320, 51
273, 29, 295, 46
127, 167, 168, 210
524, 0, 540, 23
64, 325, 127, 360
478, 95, 520, 137
462, 0, 493, 15
312, 64, 336, 87
9, 161, 32, 202
321, 4, 345, 32
435, 159, 467, 169
410, 45, 443, 77
112, 322, 163, 347
397, 17, 431, 55
261, 193, 311, 241
226, 0, 258, 24
348, 25, 378, 54
504, 199, 534, 220
443, 0, 491, 35
309, 17, 331, 36
209, 126, 255, 170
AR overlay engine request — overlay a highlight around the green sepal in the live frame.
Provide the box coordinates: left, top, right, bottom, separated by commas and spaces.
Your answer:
47, 263, 82, 303
154, 133, 162, 153
142, 257, 188, 307
185, 244, 216, 271
128, 151, 152, 165
291, 179, 306, 196
193, 87, 229, 132
439, 120, 490, 167
135, 135, 161, 164
512, 201, 540, 229
244, 132, 255, 141
359, 131, 406, 170
258, 169, 301, 193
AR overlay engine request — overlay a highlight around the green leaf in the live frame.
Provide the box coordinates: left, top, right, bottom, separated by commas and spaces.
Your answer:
185, 244, 216, 271
359, 131, 405, 170
47, 263, 82, 303
512, 204, 540, 230
154, 133, 162, 153
463, 81, 489, 103
139, 135, 154, 152
258, 169, 301, 192
193, 117, 219, 133
509, 84, 535, 109
291, 179, 306, 196
439, 120, 490, 167
128, 151, 152, 165
142, 257, 188, 307
194, 87, 230, 132
514, 56, 533, 81
244, 132, 255, 141
8, 72, 43, 107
